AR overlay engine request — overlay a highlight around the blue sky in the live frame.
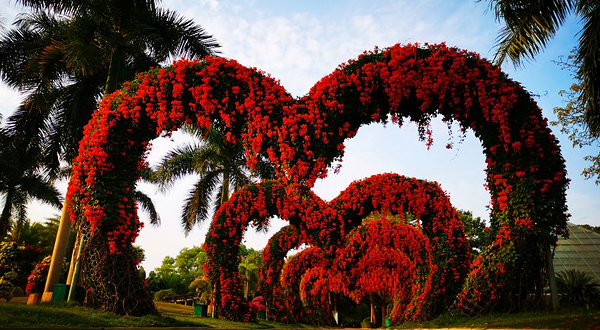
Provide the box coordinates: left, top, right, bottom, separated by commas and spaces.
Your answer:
0, 0, 598, 271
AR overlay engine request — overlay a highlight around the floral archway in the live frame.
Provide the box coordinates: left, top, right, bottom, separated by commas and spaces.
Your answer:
204, 173, 469, 321
66, 43, 568, 317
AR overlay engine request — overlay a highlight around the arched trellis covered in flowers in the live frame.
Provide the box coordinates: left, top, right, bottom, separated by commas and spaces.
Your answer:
257, 173, 470, 322
66, 43, 568, 317
259, 225, 304, 321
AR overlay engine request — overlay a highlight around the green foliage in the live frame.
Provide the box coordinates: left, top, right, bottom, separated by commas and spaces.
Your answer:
153, 127, 275, 234
0, 129, 62, 239
551, 51, 600, 184
239, 244, 263, 299
0, 241, 42, 292
148, 246, 208, 295
154, 288, 177, 302
189, 276, 211, 303
458, 210, 489, 258
556, 269, 600, 308
486, 0, 600, 136
7, 216, 76, 258
0, 270, 17, 301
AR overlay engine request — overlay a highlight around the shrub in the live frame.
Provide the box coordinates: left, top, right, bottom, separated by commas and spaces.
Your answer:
0, 271, 17, 302
556, 269, 600, 308
154, 289, 176, 302
11, 286, 25, 297
25, 256, 52, 295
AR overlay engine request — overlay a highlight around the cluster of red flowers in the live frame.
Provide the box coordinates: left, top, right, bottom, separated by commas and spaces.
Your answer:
25, 256, 52, 295
204, 173, 469, 322
67, 42, 568, 317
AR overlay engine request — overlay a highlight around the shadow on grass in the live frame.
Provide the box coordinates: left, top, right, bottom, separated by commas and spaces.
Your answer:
0, 302, 203, 328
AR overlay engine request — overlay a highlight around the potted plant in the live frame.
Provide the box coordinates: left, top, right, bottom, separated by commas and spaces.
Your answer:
191, 275, 211, 316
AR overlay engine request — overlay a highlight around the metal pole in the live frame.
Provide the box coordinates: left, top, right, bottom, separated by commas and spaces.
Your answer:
66, 231, 81, 286
41, 202, 70, 302
67, 234, 85, 303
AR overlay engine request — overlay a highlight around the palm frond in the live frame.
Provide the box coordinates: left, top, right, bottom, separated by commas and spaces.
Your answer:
180, 170, 220, 234
134, 189, 160, 226
575, 0, 600, 136
212, 182, 225, 216
153, 142, 208, 191
489, 0, 575, 66
18, 173, 63, 208
14, 0, 84, 14
132, 7, 219, 63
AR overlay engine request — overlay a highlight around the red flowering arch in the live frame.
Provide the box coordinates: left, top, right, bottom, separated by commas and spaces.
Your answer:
259, 225, 304, 321
206, 173, 467, 321
67, 43, 568, 316
202, 181, 333, 320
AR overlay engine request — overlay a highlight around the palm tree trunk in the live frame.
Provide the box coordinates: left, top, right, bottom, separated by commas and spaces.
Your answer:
0, 187, 15, 239
104, 46, 125, 96
220, 172, 230, 206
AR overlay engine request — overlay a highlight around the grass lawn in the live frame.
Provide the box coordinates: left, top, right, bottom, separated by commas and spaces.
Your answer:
1, 297, 600, 329
399, 307, 600, 329
0, 298, 312, 328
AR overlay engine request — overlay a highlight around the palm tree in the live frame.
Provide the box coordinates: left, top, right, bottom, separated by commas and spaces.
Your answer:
486, 0, 600, 135
0, 2, 218, 311
154, 127, 275, 234
0, 128, 62, 239
0, 1, 219, 169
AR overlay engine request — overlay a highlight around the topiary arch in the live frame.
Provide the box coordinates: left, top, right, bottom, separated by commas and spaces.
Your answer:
204, 173, 469, 321
66, 43, 568, 316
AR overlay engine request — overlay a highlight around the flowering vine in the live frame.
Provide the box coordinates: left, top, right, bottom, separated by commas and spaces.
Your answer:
67, 43, 568, 318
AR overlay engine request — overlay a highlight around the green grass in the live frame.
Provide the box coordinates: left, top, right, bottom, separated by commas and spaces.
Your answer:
153, 302, 313, 329
399, 307, 600, 329
2, 298, 600, 329
0, 299, 312, 328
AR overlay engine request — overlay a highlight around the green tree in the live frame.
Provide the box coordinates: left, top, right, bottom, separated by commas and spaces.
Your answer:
485, 0, 600, 136
149, 246, 208, 294
0, 3, 217, 313
239, 245, 263, 300
580, 223, 600, 234
0, 130, 62, 239
552, 52, 600, 184
458, 210, 489, 258
0, 0, 219, 170
6, 216, 76, 267
153, 127, 275, 233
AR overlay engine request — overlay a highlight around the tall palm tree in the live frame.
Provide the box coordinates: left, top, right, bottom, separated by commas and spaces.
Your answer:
0, 2, 218, 310
0, 127, 62, 239
0, 1, 219, 169
486, 0, 600, 135
154, 127, 275, 234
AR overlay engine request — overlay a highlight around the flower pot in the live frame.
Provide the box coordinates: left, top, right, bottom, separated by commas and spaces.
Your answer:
27, 293, 41, 305
194, 303, 208, 316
